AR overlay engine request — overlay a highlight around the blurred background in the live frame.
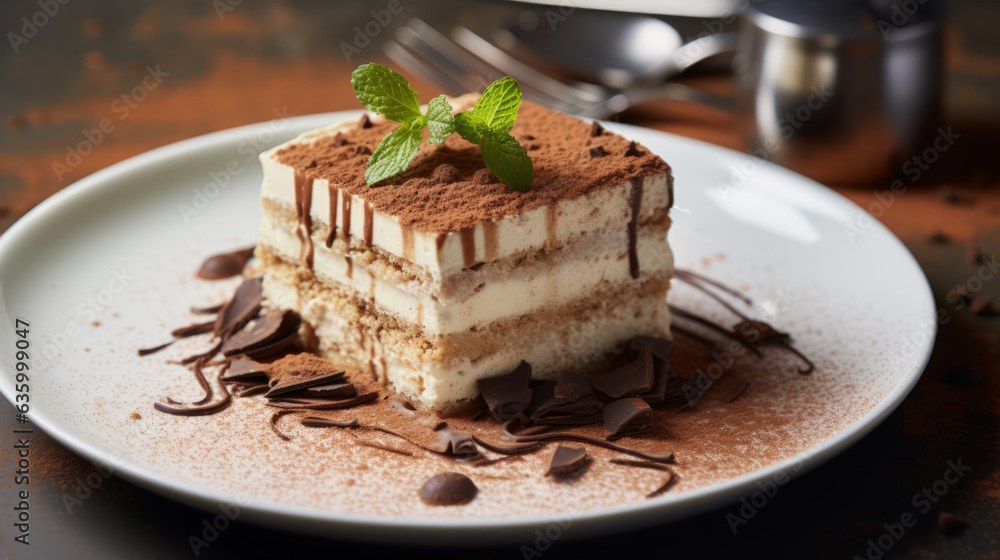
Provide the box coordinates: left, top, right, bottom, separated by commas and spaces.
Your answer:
2, 0, 1000, 558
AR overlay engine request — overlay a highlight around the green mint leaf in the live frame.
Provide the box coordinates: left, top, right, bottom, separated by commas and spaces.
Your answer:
453, 111, 481, 144
479, 132, 533, 192
351, 63, 422, 124
365, 121, 424, 186
465, 77, 521, 134
425, 95, 455, 144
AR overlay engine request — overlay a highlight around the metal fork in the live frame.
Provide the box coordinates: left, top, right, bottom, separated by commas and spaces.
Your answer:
384, 18, 731, 119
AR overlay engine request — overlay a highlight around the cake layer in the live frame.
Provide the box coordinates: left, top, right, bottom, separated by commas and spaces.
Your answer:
259, 99, 673, 279
258, 197, 673, 335
259, 246, 671, 410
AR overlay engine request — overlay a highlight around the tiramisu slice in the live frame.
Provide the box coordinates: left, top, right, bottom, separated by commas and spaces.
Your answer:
256, 97, 674, 411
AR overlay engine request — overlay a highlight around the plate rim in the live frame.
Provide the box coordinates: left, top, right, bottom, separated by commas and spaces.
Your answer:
0, 111, 936, 542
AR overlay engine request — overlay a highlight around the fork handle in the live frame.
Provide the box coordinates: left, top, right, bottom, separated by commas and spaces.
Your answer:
578, 82, 733, 118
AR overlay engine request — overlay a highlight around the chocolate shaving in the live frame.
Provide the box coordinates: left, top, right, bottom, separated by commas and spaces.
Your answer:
138, 340, 174, 356
213, 277, 263, 337
196, 246, 255, 280
418, 472, 478, 506
171, 321, 216, 338
722, 379, 751, 403
299, 382, 356, 398
301, 417, 359, 428
637, 359, 672, 405
630, 335, 674, 363
232, 384, 269, 398
545, 446, 589, 476
435, 426, 479, 455
221, 309, 301, 356
610, 459, 676, 497
469, 435, 540, 455
502, 417, 673, 463
604, 398, 654, 440
266, 392, 377, 410
154, 359, 232, 416
477, 361, 533, 421
190, 303, 224, 314
593, 346, 654, 399
269, 410, 295, 441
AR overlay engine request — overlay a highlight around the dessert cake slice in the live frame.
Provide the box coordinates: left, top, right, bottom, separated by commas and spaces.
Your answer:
256, 96, 674, 412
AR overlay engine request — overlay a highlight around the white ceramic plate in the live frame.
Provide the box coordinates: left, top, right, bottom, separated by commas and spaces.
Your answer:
0, 112, 935, 544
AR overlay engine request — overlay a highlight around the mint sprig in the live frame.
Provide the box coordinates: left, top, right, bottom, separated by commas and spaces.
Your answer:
351, 63, 534, 191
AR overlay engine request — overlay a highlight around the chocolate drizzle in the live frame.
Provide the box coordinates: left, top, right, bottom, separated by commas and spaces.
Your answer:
325, 187, 338, 248
502, 417, 674, 463
459, 227, 476, 268
362, 201, 374, 247
401, 225, 415, 261
341, 192, 352, 244
482, 221, 498, 261
627, 178, 643, 279
293, 173, 314, 268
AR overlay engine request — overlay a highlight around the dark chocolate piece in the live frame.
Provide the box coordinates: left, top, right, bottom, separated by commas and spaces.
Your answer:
630, 336, 674, 363
936, 512, 968, 536
213, 277, 263, 336
593, 345, 654, 399
221, 309, 301, 356
435, 426, 479, 455
265, 372, 348, 398
222, 355, 268, 382
604, 398, 654, 440
545, 446, 589, 476
528, 379, 603, 424
589, 121, 604, 137
138, 340, 174, 356
477, 361, 533, 421
358, 114, 374, 128
196, 246, 255, 280
300, 382, 356, 398
554, 372, 594, 403
637, 359, 671, 405
418, 472, 478, 506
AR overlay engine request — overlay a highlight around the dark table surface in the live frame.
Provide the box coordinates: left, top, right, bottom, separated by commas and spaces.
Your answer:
2, 1, 1000, 558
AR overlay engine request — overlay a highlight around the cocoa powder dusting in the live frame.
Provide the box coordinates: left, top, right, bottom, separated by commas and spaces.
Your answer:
275, 102, 670, 233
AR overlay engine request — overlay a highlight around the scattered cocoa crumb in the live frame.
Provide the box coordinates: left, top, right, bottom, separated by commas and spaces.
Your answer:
936, 512, 968, 536
92, 321, 101, 327
130, 412, 142, 420
330, 132, 348, 147
354, 145, 372, 156
970, 296, 996, 317
358, 114, 373, 128
4, 116, 26, 133
431, 163, 461, 184
589, 121, 604, 137
938, 187, 975, 207
589, 146, 608, 158
927, 231, 950, 245
966, 242, 988, 265
624, 141, 644, 157
81, 17, 106, 38
943, 365, 983, 387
